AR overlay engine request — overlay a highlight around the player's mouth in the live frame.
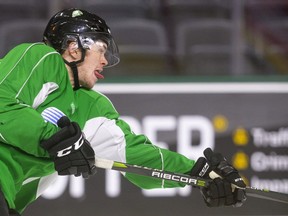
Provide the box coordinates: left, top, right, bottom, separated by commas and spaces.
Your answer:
95, 70, 104, 79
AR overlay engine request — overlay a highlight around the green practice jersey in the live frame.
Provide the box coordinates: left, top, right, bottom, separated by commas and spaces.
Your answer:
1, 44, 195, 213
0, 43, 76, 209
14, 88, 195, 213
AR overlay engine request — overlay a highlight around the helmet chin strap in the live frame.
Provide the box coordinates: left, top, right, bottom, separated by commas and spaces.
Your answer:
63, 49, 86, 91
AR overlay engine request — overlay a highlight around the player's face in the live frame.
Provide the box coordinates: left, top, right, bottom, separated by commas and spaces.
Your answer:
77, 41, 108, 89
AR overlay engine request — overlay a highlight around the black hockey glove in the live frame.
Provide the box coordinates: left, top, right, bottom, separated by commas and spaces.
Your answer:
203, 148, 246, 189
190, 148, 246, 207
201, 178, 246, 207
40, 116, 97, 178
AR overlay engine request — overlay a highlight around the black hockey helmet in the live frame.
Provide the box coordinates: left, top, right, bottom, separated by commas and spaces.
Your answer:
43, 8, 120, 67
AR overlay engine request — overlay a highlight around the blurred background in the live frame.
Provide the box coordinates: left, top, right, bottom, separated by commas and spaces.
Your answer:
1, 0, 288, 77
1, 0, 288, 216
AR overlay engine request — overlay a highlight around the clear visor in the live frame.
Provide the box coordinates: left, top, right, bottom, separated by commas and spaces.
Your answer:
62, 32, 120, 68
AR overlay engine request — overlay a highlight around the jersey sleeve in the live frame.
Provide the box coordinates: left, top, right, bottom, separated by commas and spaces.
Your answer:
116, 118, 195, 189
76, 89, 195, 189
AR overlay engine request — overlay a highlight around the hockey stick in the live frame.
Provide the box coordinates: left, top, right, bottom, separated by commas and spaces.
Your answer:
95, 158, 288, 204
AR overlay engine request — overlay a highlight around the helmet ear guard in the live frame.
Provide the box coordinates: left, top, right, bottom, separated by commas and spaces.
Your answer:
60, 35, 79, 51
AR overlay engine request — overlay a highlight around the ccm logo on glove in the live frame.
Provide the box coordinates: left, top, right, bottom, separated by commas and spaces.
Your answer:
40, 116, 97, 178
57, 135, 84, 157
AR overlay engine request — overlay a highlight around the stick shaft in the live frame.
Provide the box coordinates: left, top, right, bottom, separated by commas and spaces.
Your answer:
95, 158, 288, 204
245, 187, 288, 204
95, 157, 211, 187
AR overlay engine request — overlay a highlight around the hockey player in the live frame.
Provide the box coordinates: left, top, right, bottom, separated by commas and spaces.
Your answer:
0, 8, 246, 215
